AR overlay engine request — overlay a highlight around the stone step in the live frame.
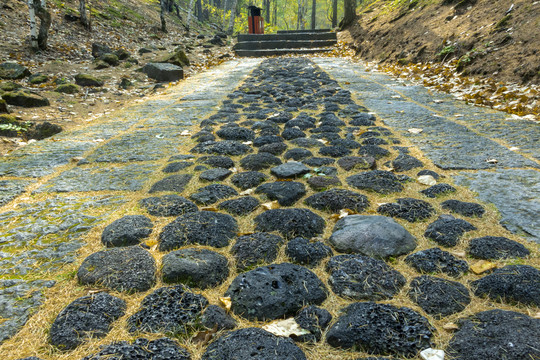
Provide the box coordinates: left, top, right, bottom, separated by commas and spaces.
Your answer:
234, 39, 337, 50
277, 29, 332, 33
238, 32, 337, 42
235, 48, 333, 57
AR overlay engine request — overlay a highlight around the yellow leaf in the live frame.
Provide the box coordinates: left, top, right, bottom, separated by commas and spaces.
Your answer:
219, 297, 232, 311
470, 260, 497, 275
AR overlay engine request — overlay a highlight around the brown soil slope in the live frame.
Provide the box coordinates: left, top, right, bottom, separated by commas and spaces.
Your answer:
343, 0, 540, 85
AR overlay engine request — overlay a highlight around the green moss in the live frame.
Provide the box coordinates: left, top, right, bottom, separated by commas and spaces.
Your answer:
495, 15, 512, 30
55, 83, 80, 94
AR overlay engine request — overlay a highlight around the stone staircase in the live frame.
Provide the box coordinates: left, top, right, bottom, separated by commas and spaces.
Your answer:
234, 29, 337, 57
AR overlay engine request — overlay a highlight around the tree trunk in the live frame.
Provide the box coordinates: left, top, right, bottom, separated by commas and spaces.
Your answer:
311, 0, 316, 29
160, 0, 167, 32
186, 0, 196, 28
340, 0, 356, 29
34, 0, 51, 50
331, 0, 337, 28
79, 0, 91, 30
264, 0, 270, 24
226, 0, 237, 35
273, 0, 277, 25
28, 0, 39, 50
196, 0, 203, 21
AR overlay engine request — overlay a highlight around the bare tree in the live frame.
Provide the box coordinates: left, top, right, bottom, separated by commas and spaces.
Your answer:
264, 0, 270, 24
79, 0, 91, 30
331, 0, 337, 28
28, 0, 51, 50
196, 0, 203, 21
340, 0, 356, 29
226, 0, 238, 35
160, 0, 167, 32
311, 0, 316, 29
28, 0, 38, 50
186, 0, 196, 28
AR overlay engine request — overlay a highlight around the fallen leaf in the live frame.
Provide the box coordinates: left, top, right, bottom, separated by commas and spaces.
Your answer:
408, 128, 423, 134
180, 130, 191, 136
71, 156, 84, 162
144, 239, 158, 247
261, 201, 279, 210
470, 260, 497, 274
192, 324, 218, 345
451, 251, 466, 258
201, 206, 219, 212
240, 188, 254, 195
339, 209, 356, 218
420, 348, 445, 360
262, 318, 310, 337
418, 175, 436, 186
443, 323, 459, 331
219, 297, 232, 311
486, 158, 498, 164
242, 141, 253, 145
509, 147, 520, 151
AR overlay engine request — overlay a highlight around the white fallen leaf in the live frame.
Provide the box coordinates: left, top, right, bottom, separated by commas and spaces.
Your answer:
509, 147, 520, 151
240, 188, 254, 195
93, 138, 104, 142
27, 139, 37, 144
486, 158, 498, 164
242, 141, 253, 145
155, 134, 164, 139
180, 130, 191, 136
420, 348, 445, 360
408, 128, 423, 134
230, 167, 238, 173
261, 201, 280, 210
317, 139, 328, 145
262, 318, 310, 337
71, 156, 84, 162
219, 297, 232, 311
391, 95, 401, 99
418, 175, 436, 186
454, 114, 464, 118
433, 99, 444, 103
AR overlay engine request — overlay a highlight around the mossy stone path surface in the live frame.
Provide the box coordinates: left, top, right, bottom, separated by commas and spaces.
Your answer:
0, 57, 538, 360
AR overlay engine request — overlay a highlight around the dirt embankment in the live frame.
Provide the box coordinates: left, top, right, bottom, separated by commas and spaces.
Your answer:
342, 0, 540, 85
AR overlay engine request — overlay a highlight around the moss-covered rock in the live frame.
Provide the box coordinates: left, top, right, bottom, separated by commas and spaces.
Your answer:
55, 83, 80, 94
99, 53, 119, 66
93, 60, 110, 70
74, 74, 104, 87
114, 48, 131, 60
2, 90, 50, 107
0, 81, 22, 92
0, 99, 8, 113
161, 48, 190, 67
0, 62, 30, 80
28, 74, 49, 85
0, 114, 30, 137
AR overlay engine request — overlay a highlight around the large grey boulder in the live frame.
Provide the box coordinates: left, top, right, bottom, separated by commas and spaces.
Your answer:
142, 63, 183, 82
0, 62, 30, 79
328, 215, 416, 259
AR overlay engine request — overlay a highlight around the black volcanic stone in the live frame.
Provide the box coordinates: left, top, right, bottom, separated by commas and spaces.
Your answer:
420, 183, 456, 198
149, 174, 192, 193
253, 135, 284, 147
318, 145, 351, 157
201, 328, 306, 360
101, 215, 153, 247
409, 276, 470, 318
255, 181, 306, 206
392, 154, 423, 172
471, 265, 540, 306
291, 137, 325, 148
302, 157, 335, 166
162, 248, 229, 289
357, 145, 390, 159
286, 237, 333, 267
50, 293, 126, 350
197, 155, 234, 169
377, 198, 435, 222
405, 248, 469, 277
218, 196, 260, 215
307, 175, 341, 190
231, 232, 283, 271
158, 211, 238, 251
271, 162, 310, 179
281, 128, 306, 140
231, 171, 268, 190
258, 142, 287, 155
418, 169, 440, 179
441, 199, 485, 217
162, 161, 193, 173
190, 184, 238, 205
201, 305, 237, 331
424, 215, 477, 247
216, 126, 255, 141
285, 118, 315, 130
78, 246, 156, 293
128, 285, 208, 335
255, 208, 325, 239
240, 153, 282, 170
337, 156, 376, 171
326, 254, 405, 300
362, 137, 388, 145
139, 195, 198, 217
468, 236, 530, 260
225, 263, 327, 321
346, 170, 403, 194
199, 168, 232, 182
304, 189, 369, 213
350, 113, 376, 125
191, 140, 252, 155
82, 337, 190, 360
447, 310, 540, 360
326, 302, 433, 357
284, 148, 313, 161
294, 305, 332, 343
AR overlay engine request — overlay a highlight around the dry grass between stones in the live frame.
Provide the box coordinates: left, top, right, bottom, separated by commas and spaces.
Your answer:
1, 64, 539, 360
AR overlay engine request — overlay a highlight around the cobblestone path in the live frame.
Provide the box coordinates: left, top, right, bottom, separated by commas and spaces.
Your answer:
0, 57, 538, 360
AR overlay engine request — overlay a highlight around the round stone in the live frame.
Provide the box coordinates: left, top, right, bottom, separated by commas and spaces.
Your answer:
377, 197, 435, 222
357, 145, 390, 159
337, 156, 376, 171
162, 161, 193, 173
50, 292, 126, 350
270, 162, 310, 179
424, 214, 477, 247
409, 275, 471, 318
231, 171, 267, 190
284, 148, 313, 161
78, 246, 156, 292
447, 310, 540, 360
240, 153, 282, 171
216, 126, 255, 141
392, 154, 423, 172
199, 168, 232, 182
405, 248, 469, 277
197, 155, 234, 169
285, 237, 333, 267
149, 174, 192, 193
329, 215, 416, 259
191, 140, 252, 156
82, 338, 190, 360
189, 184, 238, 205
281, 127, 306, 140
468, 236, 530, 260
471, 265, 540, 306
304, 189, 369, 213
231, 232, 283, 271
420, 183, 456, 198
162, 248, 229, 289
139, 195, 198, 217
294, 305, 333, 343
318, 145, 351, 157
441, 199, 485, 217
201, 305, 236, 331
158, 211, 238, 251
302, 157, 335, 166
254, 208, 325, 239
101, 215, 153, 247
326, 302, 433, 357
255, 181, 306, 206
253, 135, 284, 147
225, 263, 327, 321
326, 254, 406, 300
201, 328, 306, 360
258, 142, 287, 155
346, 170, 404, 194
307, 175, 341, 190
218, 196, 260, 215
